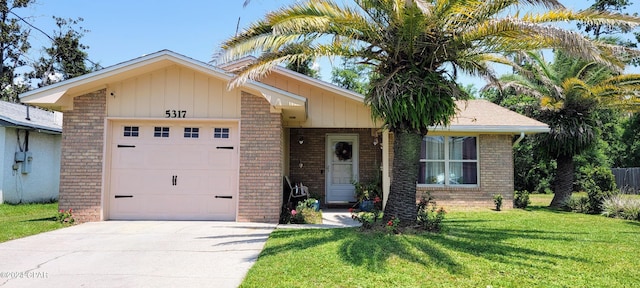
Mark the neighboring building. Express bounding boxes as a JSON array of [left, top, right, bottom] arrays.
[[0, 101, 62, 204], [19, 50, 548, 223]]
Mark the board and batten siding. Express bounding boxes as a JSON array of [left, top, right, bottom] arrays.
[[106, 65, 241, 118], [261, 73, 376, 128]]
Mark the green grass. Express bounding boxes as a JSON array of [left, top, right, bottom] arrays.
[[241, 202, 640, 287], [0, 202, 66, 243], [529, 193, 553, 206]]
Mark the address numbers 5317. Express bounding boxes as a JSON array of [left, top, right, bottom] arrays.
[[165, 110, 186, 118]]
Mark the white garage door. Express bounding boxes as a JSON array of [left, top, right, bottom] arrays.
[[108, 121, 238, 220]]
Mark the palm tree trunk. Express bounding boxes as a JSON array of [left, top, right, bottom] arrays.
[[383, 130, 422, 224], [550, 154, 574, 208]]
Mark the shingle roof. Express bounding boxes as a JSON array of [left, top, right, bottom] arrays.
[[0, 101, 62, 134], [430, 99, 549, 134]]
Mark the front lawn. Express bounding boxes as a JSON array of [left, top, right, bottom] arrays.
[[0, 203, 66, 243], [241, 204, 640, 287]]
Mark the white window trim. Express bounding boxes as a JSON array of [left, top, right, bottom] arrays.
[[418, 135, 480, 188]]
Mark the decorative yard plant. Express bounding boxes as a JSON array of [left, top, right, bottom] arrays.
[[290, 198, 322, 224], [493, 194, 503, 211]]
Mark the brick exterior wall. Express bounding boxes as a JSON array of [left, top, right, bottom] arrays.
[[415, 134, 514, 208], [238, 92, 283, 223], [59, 90, 106, 223], [289, 128, 382, 206]]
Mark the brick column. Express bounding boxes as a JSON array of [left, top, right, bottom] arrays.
[[238, 92, 283, 223], [59, 90, 106, 222]]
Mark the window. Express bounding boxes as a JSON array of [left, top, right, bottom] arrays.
[[419, 136, 478, 185], [154, 127, 170, 138], [123, 126, 139, 137], [214, 128, 230, 139], [184, 127, 199, 138]]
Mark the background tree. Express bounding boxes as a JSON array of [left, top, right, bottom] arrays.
[[283, 41, 320, 78], [1, 1, 95, 102], [331, 58, 370, 94], [0, 0, 33, 102], [487, 50, 640, 207], [285, 58, 319, 78], [578, 0, 634, 39], [29, 17, 97, 87], [621, 113, 640, 166], [219, 0, 640, 223], [578, 0, 640, 66]]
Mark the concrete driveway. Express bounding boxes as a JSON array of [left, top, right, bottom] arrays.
[[0, 221, 276, 288]]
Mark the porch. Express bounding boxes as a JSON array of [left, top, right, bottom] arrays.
[[285, 128, 385, 208]]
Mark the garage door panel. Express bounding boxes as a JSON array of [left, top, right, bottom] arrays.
[[109, 121, 238, 221], [113, 145, 237, 170], [111, 146, 146, 169], [111, 169, 236, 196], [209, 149, 235, 166], [111, 169, 176, 196], [111, 195, 235, 220]]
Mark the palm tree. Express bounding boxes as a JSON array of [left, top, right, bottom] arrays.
[[488, 50, 640, 207], [218, 0, 640, 224]]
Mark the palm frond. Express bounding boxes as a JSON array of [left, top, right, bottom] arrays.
[[600, 74, 640, 86]]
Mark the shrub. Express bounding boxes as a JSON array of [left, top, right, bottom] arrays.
[[575, 166, 617, 214], [564, 195, 590, 213], [56, 209, 75, 224], [385, 216, 400, 234], [350, 209, 382, 229], [351, 193, 446, 233], [587, 190, 617, 214], [416, 194, 446, 232], [289, 198, 322, 224], [513, 190, 531, 209], [622, 203, 640, 221], [576, 166, 617, 194], [297, 208, 323, 224], [602, 195, 640, 221], [493, 194, 503, 211]]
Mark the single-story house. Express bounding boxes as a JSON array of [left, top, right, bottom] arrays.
[[0, 100, 62, 204], [19, 50, 549, 223]]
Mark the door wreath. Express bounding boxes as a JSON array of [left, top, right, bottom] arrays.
[[335, 141, 352, 161]]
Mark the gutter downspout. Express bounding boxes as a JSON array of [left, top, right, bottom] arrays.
[[513, 132, 525, 147]]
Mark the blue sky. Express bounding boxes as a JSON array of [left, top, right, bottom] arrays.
[[19, 0, 640, 88]]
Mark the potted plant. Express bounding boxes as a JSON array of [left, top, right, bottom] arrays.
[[353, 179, 382, 212]]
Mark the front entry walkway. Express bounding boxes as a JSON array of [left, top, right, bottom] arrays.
[[0, 221, 276, 288]]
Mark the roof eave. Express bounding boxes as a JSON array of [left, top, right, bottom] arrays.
[[429, 125, 550, 134], [0, 119, 62, 134]]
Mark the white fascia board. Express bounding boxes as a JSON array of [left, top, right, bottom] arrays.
[[429, 125, 550, 134]]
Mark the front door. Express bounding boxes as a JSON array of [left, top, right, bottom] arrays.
[[326, 134, 359, 203]]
